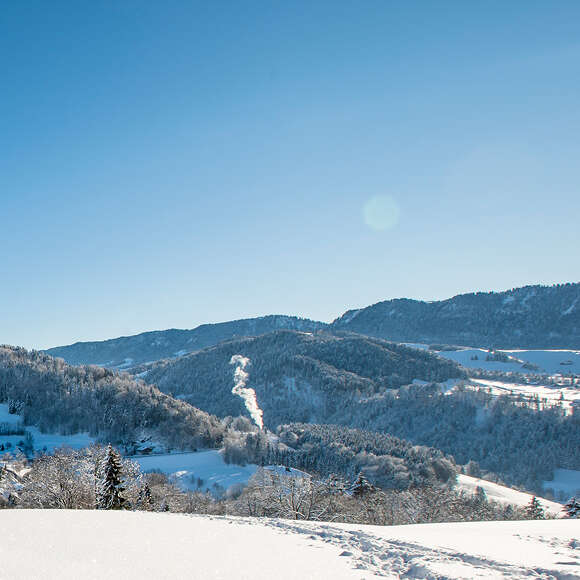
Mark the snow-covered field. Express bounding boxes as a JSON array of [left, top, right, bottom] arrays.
[[0, 404, 94, 453], [543, 468, 580, 501], [504, 349, 580, 374], [133, 450, 310, 495], [456, 475, 563, 517], [0, 510, 577, 579], [432, 346, 580, 375], [133, 450, 258, 494], [467, 378, 580, 412]]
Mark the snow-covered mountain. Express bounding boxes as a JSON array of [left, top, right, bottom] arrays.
[[0, 510, 577, 579], [45, 315, 327, 369], [46, 283, 580, 371], [138, 330, 464, 428], [333, 283, 580, 349]]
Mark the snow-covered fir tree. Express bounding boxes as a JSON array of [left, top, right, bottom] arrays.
[[137, 481, 153, 511], [563, 496, 579, 518], [525, 496, 545, 520], [97, 445, 128, 510], [350, 471, 375, 498]]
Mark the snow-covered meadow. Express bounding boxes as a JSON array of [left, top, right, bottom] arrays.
[[133, 450, 258, 494], [543, 468, 580, 502], [0, 510, 577, 579], [432, 346, 580, 375], [467, 378, 580, 412], [0, 404, 94, 453]]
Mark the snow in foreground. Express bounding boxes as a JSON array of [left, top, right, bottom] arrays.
[[0, 511, 578, 579]]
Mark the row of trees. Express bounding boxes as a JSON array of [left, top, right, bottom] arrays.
[[2, 446, 574, 525]]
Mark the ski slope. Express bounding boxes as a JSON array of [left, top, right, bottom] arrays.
[[0, 510, 577, 579]]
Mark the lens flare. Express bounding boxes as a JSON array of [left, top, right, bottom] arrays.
[[363, 195, 401, 231]]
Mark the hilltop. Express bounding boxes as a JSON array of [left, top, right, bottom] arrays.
[[139, 330, 464, 428], [333, 283, 580, 349], [45, 315, 326, 369]]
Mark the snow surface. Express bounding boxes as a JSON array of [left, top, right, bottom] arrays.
[[0, 511, 578, 579], [133, 450, 310, 496], [543, 468, 580, 500], [133, 450, 258, 494], [0, 405, 24, 426], [435, 348, 535, 373], [0, 404, 94, 453], [503, 349, 580, 374], [434, 347, 580, 375], [456, 475, 563, 517], [468, 378, 580, 412]]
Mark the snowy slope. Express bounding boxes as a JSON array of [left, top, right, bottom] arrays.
[[133, 450, 258, 494], [543, 468, 580, 501], [0, 404, 94, 453], [133, 450, 309, 495], [468, 378, 580, 412], [434, 346, 580, 375], [0, 511, 578, 579], [456, 475, 563, 517], [503, 349, 580, 374]]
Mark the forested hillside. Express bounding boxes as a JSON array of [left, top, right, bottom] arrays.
[[45, 315, 326, 369], [138, 328, 580, 492], [0, 346, 227, 450], [333, 283, 580, 348], [272, 423, 457, 489], [140, 330, 464, 427], [348, 384, 580, 492]]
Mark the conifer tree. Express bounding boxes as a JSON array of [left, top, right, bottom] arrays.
[[137, 481, 153, 511], [563, 496, 580, 518], [97, 444, 128, 510], [350, 471, 375, 498], [525, 496, 545, 520]]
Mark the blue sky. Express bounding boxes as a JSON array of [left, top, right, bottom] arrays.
[[1, 1, 579, 349]]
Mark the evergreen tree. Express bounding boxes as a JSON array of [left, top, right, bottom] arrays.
[[474, 486, 487, 504], [525, 496, 545, 520], [137, 481, 153, 511], [563, 496, 580, 518], [350, 471, 375, 498], [97, 445, 128, 510]]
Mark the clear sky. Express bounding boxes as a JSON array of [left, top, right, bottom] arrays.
[[1, 1, 579, 349]]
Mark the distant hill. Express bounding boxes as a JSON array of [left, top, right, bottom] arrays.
[[140, 330, 464, 428], [332, 283, 580, 349], [45, 315, 327, 369]]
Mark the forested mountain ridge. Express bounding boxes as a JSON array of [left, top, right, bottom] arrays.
[[0, 346, 228, 450], [332, 283, 580, 348], [47, 284, 580, 371], [45, 315, 327, 369], [139, 330, 465, 428]]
